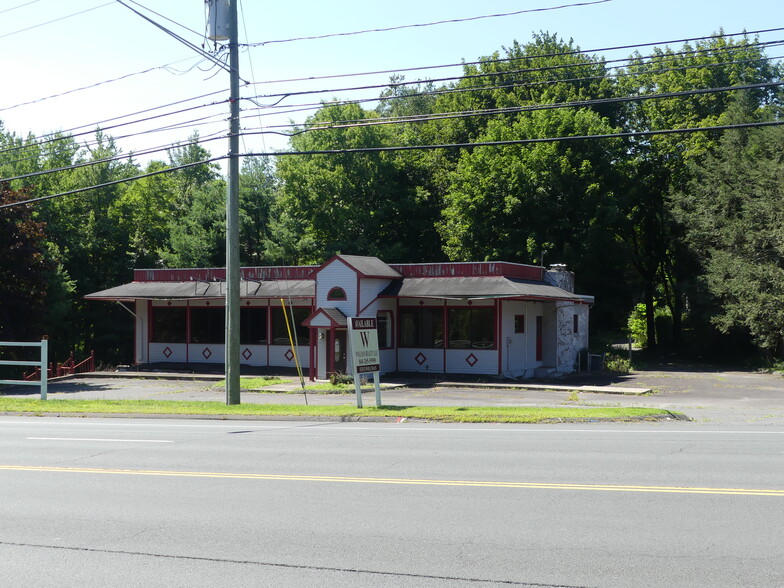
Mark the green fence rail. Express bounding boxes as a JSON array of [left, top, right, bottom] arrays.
[[0, 340, 48, 400]]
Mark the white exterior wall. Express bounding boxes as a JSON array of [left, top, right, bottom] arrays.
[[357, 278, 392, 317], [268, 345, 309, 369], [315, 260, 359, 316], [134, 300, 148, 364], [500, 300, 544, 379], [398, 348, 444, 373]]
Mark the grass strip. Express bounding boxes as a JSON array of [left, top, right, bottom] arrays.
[[213, 377, 287, 389], [0, 398, 676, 423]]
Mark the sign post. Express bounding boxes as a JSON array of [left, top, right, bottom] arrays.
[[349, 317, 382, 407]]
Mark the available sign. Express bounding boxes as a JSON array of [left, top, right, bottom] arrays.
[[349, 317, 380, 374]]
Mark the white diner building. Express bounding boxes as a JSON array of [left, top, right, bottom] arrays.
[[86, 255, 593, 380]]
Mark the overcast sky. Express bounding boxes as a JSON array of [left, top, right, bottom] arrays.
[[1, 0, 781, 166]]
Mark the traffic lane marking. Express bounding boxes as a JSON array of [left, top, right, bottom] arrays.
[[1, 465, 782, 496]]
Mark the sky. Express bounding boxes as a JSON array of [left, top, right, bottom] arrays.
[[1, 0, 782, 169]]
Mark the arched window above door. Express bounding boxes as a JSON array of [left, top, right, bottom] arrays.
[[327, 286, 347, 300]]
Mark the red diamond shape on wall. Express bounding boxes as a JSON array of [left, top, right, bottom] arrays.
[[415, 352, 427, 366], [284, 349, 294, 362], [202, 347, 213, 360], [242, 348, 253, 360], [163, 347, 172, 358], [465, 353, 478, 367]]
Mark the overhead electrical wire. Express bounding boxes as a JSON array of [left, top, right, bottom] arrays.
[[235, 81, 784, 139], [114, 0, 231, 76], [244, 0, 614, 47], [4, 118, 784, 211], [241, 37, 784, 108], [1, 130, 228, 185], [239, 52, 784, 132], [0, 97, 228, 159], [242, 120, 784, 158], [244, 27, 784, 88], [4, 76, 781, 185], [1, 18, 780, 185], [0, 1, 114, 41], [1, 26, 777, 156], [0, 56, 215, 114], [121, 0, 204, 39], [0, 0, 43, 16], [0, 156, 226, 209]]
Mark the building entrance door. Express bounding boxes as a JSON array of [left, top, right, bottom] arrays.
[[331, 329, 347, 374]]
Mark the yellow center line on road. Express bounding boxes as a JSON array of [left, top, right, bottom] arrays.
[[1, 465, 782, 496]]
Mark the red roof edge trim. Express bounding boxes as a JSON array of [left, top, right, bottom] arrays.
[[133, 266, 318, 283], [389, 262, 543, 281]]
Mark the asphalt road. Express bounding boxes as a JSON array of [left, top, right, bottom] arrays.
[[2, 416, 783, 587]]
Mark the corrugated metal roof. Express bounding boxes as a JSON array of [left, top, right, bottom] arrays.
[[84, 280, 315, 300], [380, 276, 589, 301]]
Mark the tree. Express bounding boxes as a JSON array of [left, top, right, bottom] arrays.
[[110, 160, 177, 267], [617, 33, 781, 347], [674, 121, 784, 358], [436, 34, 629, 320], [273, 100, 443, 263], [0, 184, 49, 342], [163, 180, 227, 268]]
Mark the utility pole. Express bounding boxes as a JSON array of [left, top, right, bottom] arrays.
[[225, 0, 241, 405]]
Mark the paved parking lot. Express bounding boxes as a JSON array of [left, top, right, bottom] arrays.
[[3, 365, 784, 425]]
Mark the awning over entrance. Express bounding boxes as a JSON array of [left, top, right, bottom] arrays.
[[302, 307, 348, 328], [380, 276, 592, 302], [84, 280, 315, 301]]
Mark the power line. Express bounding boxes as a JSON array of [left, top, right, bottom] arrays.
[[245, 120, 784, 158], [114, 0, 230, 76], [241, 37, 784, 108], [0, 1, 114, 41], [0, 156, 226, 209], [0, 56, 211, 114], [0, 0, 42, 16], [234, 50, 783, 127], [238, 81, 784, 139], [244, 27, 784, 88], [4, 118, 782, 211], [0, 97, 228, 159], [245, 0, 614, 47], [122, 0, 203, 39], [0, 131, 227, 184]]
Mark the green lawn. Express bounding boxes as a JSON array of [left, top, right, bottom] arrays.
[[0, 397, 679, 423]]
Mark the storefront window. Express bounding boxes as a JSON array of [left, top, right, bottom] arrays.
[[190, 307, 225, 344], [270, 306, 310, 346], [151, 307, 186, 343], [240, 307, 268, 345], [448, 308, 494, 349], [399, 308, 443, 348]]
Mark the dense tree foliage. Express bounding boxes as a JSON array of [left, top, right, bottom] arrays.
[[674, 122, 784, 357], [0, 184, 48, 341], [0, 30, 782, 364]]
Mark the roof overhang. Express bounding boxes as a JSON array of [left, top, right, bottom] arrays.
[[85, 280, 315, 301], [379, 276, 589, 302]]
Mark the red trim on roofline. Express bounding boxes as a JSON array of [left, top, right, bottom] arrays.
[[390, 262, 543, 281], [133, 266, 317, 283]]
